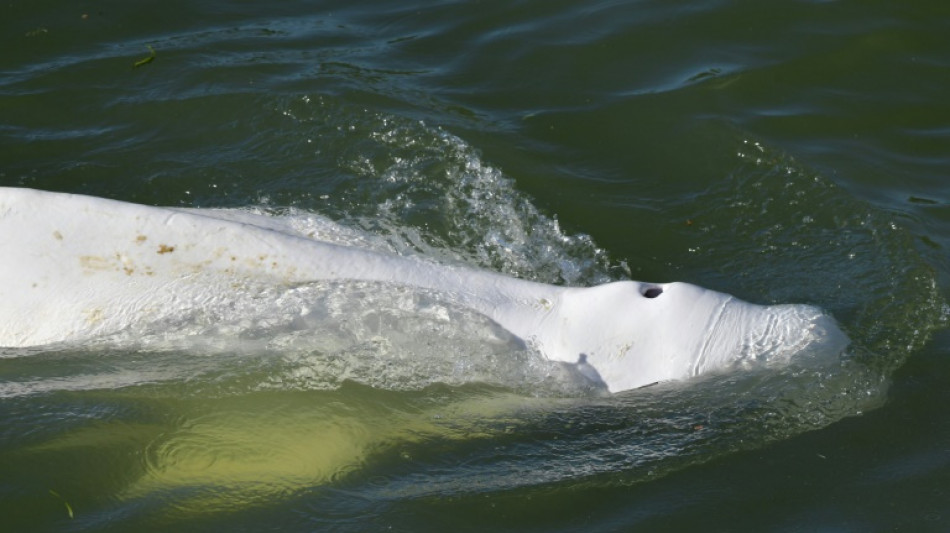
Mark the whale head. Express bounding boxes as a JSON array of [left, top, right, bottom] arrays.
[[546, 281, 849, 392]]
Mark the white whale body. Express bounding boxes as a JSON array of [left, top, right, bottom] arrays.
[[0, 187, 848, 392]]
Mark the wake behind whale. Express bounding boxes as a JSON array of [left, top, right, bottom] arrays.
[[0, 187, 848, 392]]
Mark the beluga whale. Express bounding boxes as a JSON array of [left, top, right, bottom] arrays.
[[0, 187, 848, 392]]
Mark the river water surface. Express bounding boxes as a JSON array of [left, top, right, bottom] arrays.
[[2, 1, 949, 531]]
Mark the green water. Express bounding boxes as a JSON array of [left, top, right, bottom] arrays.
[[2, 1, 949, 531]]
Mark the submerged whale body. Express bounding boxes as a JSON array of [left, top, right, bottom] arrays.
[[0, 187, 848, 392]]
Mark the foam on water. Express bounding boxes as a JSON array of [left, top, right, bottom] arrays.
[[277, 94, 620, 285]]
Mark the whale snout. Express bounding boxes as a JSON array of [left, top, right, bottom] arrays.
[[698, 297, 850, 375]]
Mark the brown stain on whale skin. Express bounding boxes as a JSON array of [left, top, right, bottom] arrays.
[[157, 244, 175, 254], [83, 307, 105, 325], [115, 253, 135, 276], [79, 255, 111, 272], [80, 253, 140, 276]]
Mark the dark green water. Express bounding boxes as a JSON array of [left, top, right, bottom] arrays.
[[2, 1, 949, 531]]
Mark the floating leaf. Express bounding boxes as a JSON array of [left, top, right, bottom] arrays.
[[48, 490, 74, 519], [133, 45, 156, 68]]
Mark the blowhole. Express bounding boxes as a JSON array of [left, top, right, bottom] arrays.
[[643, 287, 663, 298]]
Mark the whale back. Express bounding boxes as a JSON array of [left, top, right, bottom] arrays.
[[0, 188, 410, 346]]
